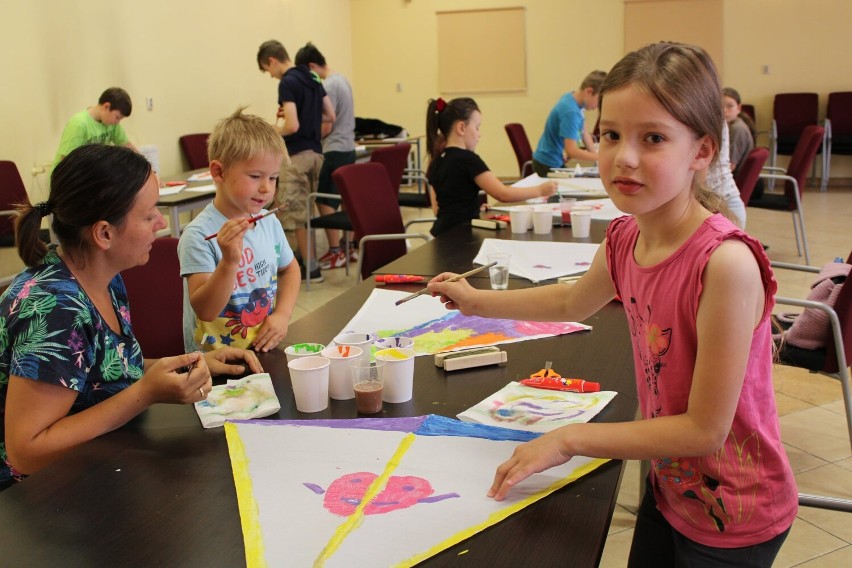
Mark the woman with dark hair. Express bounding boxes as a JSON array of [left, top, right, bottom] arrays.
[[0, 144, 262, 492]]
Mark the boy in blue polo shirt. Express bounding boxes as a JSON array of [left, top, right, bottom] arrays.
[[532, 70, 607, 176]]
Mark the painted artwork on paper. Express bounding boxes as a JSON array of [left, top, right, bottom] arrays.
[[337, 289, 590, 357], [457, 381, 617, 433], [472, 238, 600, 282], [225, 415, 608, 567]]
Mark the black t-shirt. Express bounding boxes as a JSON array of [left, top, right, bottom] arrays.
[[427, 147, 489, 236], [278, 65, 326, 155]]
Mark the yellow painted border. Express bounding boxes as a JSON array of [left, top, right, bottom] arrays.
[[225, 422, 267, 568], [395, 457, 610, 567]]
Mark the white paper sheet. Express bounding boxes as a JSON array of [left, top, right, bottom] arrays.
[[471, 238, 598, 283]]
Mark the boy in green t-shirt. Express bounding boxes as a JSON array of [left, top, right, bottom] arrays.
[[53, 87, 138, 168]]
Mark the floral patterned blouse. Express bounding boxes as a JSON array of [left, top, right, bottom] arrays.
[[0, 247, 144, 491]]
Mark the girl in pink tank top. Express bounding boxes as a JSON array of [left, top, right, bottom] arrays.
[[427, 42, 796, 566]]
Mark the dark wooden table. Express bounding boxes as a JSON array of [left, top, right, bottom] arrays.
[[376, 220, 609, 279], [0, 246, 636, 568]]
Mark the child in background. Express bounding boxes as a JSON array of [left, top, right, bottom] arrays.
[[425, 97, 557, 237], [52, 87, 138, 169], [428, 43, 795, 565], [178, 108, 301, 353], [722, 87, 756, 174]]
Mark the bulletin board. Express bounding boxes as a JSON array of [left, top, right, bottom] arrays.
[[437, 7, 526, 94]]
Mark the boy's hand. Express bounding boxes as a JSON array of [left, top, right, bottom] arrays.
[[539, 180, 558, 198], [203, 347, 264, 376], [252, 311, 289, 352], [426, 272, 478, 315], [216, 218, 251, 266]]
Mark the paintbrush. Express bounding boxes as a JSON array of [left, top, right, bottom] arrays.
[[394, 262, 498, 306], [204, 207, 281, 241]]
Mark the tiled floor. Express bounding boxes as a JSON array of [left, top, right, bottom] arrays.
[[294, 182, 852, 566]]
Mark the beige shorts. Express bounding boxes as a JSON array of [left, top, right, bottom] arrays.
[[275, 150, 324, 230]]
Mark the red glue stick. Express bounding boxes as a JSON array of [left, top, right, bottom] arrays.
[[519, 377, 601, 393], [375, 274, 425, 284]]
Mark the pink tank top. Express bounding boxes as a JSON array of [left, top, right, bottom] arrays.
[[606, 214, 797, 548]]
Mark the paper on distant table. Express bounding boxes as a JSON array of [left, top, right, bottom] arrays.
[[184, 184, 216, 193], [158, 184, 185, 196], [473, 238, 599, 283], [194, 373, 280, 428], [458, 381, 617, 433], [187, 170, 213, 182], [510, 173, 550, 188]]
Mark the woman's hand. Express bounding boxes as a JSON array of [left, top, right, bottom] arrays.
[[488, 428, 575, 501], [138, 352, 212, 404], [203, 347, 264, 375]]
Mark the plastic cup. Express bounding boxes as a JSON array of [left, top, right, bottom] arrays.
[[570, 206, 593, 238], [284, 342, 325, 364], [374, 348, 416, 403], [288, 355, 330, 413], [559, 198, 577, 224], [487, 252, 510, 290], [532, 205, 554, 234], [351, 359, 384, 414], [333, 332, 375, 365], [374, 336, 415, 351], [509, 207, 532, 233], [321, 345, 363, 400]]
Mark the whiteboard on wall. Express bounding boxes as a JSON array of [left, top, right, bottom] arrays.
[[437, 7, 526, 94]]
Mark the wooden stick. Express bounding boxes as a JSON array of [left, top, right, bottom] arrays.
[[394, 262, 498, 306]]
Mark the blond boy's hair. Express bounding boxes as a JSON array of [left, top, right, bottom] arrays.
[[208, 107, 289, 168]]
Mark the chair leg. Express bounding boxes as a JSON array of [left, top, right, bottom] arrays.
[[343, 232, 350, 277], [305, 221, 313, 291], [791, 213, 803, 258]]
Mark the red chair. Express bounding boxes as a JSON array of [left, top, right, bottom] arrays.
[[504, 123, 534, 178], [179, 133, 211, 171], [733, 147, 769, 205], [120, 237, 185, 358], [824, 92, 852, 190], [332, 163, 431, 280], [770, 93, 825, 188], [370, 143, 430, 209], [741, 104, 756, 124], [749, 125, 824, 265], [773, 250, 852, 512], [0, 160, 50, 249]]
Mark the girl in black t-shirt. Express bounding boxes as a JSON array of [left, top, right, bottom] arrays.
[[425, 97, 556, 236]]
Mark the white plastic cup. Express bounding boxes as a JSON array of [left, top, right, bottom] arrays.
[[374, 348, 416, 403], [284, 342, 325, 364], [487, 252, 511, 290], [374, 336, 415, 351], [288, 355, 330, 413], [333, 332, 375, 364], [321, 345, 363, 400], [509, 207, 532, 233], [571, 206, 593, 238], [532, 206, 554, 234]]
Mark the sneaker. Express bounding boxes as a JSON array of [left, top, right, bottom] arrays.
[[348, 248, 359, 263], [300, 264, 324, 283], [318, 249, 347, 270]]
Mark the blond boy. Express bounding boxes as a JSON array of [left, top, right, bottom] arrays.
[[178, 108, 300, 353]]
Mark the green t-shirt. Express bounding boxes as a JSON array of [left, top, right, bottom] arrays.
[[52, 109, 129, 169]]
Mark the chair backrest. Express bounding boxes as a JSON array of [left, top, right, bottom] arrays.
[[368, 143, 411, 192], [120, 237, 184, 359], [741, 104, 756, 124], [0, 160, 29, 239], [734, 147, 769, 204], [824, 251, 852, 374], [827, 92, 852, 137], [773, 93, 819, 140], [333, 163, 408, 279], [504, 123, 533, 177], [782, 125, 825, 207], [179, 133, 211, 170]]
